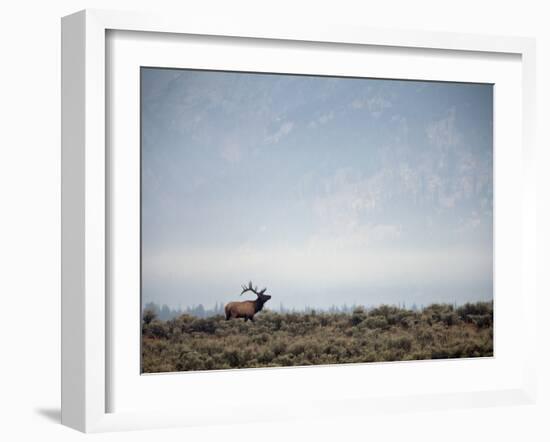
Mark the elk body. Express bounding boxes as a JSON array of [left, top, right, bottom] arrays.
[[225, 281, 271, 322]]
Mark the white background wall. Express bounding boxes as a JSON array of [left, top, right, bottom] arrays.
[[0, 0, 548, 440]]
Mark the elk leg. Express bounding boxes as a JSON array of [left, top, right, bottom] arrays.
[[249, 316, 255, 323]]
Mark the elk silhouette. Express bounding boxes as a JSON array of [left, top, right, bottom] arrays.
[[225, 281, 271, 322]]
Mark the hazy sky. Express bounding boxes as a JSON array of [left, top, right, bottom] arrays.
[[141, 68, 493, 310]]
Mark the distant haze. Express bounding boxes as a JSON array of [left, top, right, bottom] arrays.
[[141, 68, 493, 310]]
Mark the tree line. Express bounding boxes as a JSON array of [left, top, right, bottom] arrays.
[[142, 300, 465, 320]]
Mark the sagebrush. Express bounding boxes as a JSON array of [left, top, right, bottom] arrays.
[[141, 302, 493, 373]]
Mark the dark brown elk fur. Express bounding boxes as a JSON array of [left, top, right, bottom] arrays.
[[225, 281, 271, 322]]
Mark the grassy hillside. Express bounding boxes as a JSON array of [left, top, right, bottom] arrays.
[[141, 302, 493, 373]]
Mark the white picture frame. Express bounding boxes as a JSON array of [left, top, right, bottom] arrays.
[[61, 9, 537, 433]]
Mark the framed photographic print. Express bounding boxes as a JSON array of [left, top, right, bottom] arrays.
[[61, 9, 537, 433]]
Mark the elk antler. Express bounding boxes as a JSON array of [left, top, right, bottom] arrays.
[[240, 281, 267, 296]]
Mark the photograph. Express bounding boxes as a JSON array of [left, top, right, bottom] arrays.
[[140, 67, 494, 373]]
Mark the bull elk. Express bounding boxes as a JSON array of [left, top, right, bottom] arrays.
[[225, 281, 271, 322]]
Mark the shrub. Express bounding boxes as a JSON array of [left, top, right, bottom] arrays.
[[351, 307, 367, 326], [387, 335, 413, 352], [222, 349, 242, 367], [365, 315, 389, 330], [271, 340, 288, 356], [142, 308, 157, 325], [288, 342, 306, 356], [144, 320, 169, 339], [457, 302, 493, 319]]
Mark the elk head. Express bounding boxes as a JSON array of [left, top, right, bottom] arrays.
[[240, 281, 271, 310]]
